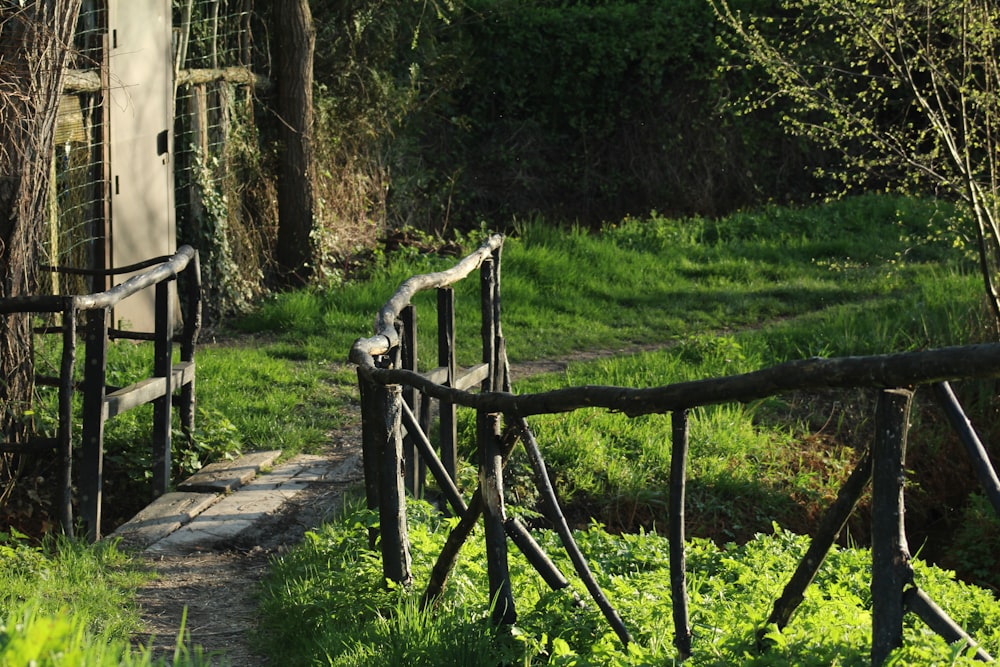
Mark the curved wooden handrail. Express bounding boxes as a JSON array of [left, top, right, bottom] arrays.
[[0, 245, 196, 314], [349, 234, 504, 370]]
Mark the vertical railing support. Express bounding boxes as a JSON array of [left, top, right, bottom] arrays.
[[152, 278, 175, 498], [871, 388, 914, 667], [400, 305, 421, 496], [178, 250, 201, 441], [491, 245, 507, 392], [80, 306, 109, 541], [479, 410, 515, 625], [57, 305, 77, 536], [437, 287, 457, 482], [378, 382, 413, 586], [479, 254, 515, 624], [669, 409, 692, 659], [358, 369, 383, 550]]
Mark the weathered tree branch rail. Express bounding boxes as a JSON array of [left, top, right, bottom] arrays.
[[0, 246, 202, 541], [364, 343, 1000, 416], [351, 235, 1000, 665], [350, 233, 504, 370], [63, 67, 272, 93]]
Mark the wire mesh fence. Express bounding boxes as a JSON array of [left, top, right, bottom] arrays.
[[172, 0, 273, 318], [47, 0, 273, 318]]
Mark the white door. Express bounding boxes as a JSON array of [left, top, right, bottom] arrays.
[[107, 0, 175, 332]]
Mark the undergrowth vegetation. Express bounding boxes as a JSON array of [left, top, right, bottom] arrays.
[[258, 499, 1000, 665], [249, 193, 999, 664]]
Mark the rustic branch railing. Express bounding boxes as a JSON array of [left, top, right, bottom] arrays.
[[350, 235, 1000, 665], [0, 246, 202, 541]]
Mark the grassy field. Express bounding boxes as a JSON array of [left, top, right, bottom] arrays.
[[6, 193, 1000, 664]]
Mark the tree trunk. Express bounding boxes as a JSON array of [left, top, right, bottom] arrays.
[[0, 1, 81, 487], [272, 0, 315, 285]]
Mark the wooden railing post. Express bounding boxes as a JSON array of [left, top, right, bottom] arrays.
[[871, 388, 914, 667], [151, 278, 175, 498], [57, 306, 77, 536], [479, 254, 515, 624], [80, 306, 109, 541], [400, 305, 421, 496], [358, 369, 383, 550], [669, 409, 692, 659], [479, 409, 515, 624], [178, 249, 202, 440], [437, 287, 457, 481], [491, 245, 507, 391], [362, 377, 413, 587]]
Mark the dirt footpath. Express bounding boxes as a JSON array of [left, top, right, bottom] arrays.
[[133, 434, 364, 665]]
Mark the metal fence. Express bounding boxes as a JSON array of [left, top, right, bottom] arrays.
[[51, 0, 270, 315]]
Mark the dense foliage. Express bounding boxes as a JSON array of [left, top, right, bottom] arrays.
[[258, 499, 1000, 665], [309, 0, 833, 237]]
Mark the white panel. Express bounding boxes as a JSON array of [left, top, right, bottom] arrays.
[[108, 0, 175, 332]]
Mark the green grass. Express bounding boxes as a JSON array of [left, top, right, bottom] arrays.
[[233, 193, 976, 366], [17, 193, 997, 664], [176, 194, 982, 476], [0, 532, 210, 666], [258, 499, 1000, 666], [491, 264, 990, 542]]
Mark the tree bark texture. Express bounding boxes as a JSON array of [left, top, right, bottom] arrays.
[[272, 0, 315, 285], [0, 1, 81, 462]]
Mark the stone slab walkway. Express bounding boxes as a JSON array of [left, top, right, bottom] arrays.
[[112, 449, 363, 555]]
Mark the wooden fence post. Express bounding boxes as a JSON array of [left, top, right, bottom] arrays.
[[57, 306, 77, 536], [479, 410, 516, 625], [380, 382, 413, 586], [152, 279, 175, 498], [401, 305, 421, 496], [178, 249, 202, 441], [437, 287, 457, 481], [479, 254, 515, 624], [80, 306, 109, 541], [871, 387, 914, 667], [670, 409, 692, 659], [358, 369, 383, 550]]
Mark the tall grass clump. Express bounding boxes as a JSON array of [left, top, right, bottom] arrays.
[[0, 532, 209, 666]]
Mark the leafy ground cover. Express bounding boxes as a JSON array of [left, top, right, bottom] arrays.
[[258, 499, 1000, 665]]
